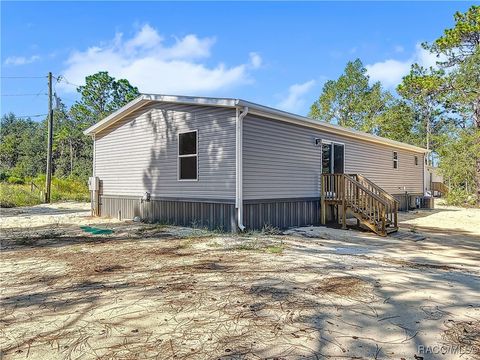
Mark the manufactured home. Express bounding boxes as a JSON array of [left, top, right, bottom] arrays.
[[84, 94, 429, 235]]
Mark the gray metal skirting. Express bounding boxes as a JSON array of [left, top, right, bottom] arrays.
[[243, 198, 320, 230], [100, 196, 236, 231], [100, 196, 320, 232]]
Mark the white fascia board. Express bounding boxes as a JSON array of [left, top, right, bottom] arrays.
[[83, 95, 150, 135], [84, 93, 428, 154], [83, 94, 238, 136], [237, 100, 429, 154], [143, 93, 238, 108]]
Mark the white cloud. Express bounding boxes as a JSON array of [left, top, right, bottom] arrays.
[[366, 43, 442, 88], [249, 52, 262, 69], [366, 59, 411, 88], [59, 24, 262, 94], [277, 80, 316, 113], [4, 55, 40, 66]]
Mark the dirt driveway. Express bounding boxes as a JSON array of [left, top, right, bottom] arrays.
[[1, 202, 479, 359]]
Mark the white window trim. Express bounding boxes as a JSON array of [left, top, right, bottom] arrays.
[[177, 129, 198, 182], [414, 155, 419, 166], [321, 139, 346, 174], [393, 151, 399, 169]]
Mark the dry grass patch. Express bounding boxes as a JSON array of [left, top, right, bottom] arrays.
[[311, 276, 373, 300], [443, 320, 480, 356]]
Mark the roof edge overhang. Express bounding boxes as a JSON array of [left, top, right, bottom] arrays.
[[237, 100, 429, 154], [83, 94, 239, 136], [84, 93, 428, 154]]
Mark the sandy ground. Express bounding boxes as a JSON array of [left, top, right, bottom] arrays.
[[399, 200, 480, 237], [0, 201, 479, 359]]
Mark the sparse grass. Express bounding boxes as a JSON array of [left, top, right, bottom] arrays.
[[135, 224, 169, 235], [231, 238, 285, 254], [261, 224, 283, 235], [71, 245, 83, 253], [234, 239, 262, 251], [0, 183, 43, 207], [15, 229, 65, 245], [177, 239, 194, 249], [207, 241, 223, 248], [266, 245, 284, 254], [0, 176, 89, 208]]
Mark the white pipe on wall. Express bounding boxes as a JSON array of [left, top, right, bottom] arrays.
[[236, 106, 248, 231], [92, 134, 96, 177]]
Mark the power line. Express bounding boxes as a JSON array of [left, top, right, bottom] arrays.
[[2, 87, 47, 97], [1, 76, 47, 79], [14, 113, 48, 119], [1, 93, 48, 96], [54, 75, 82, 88]]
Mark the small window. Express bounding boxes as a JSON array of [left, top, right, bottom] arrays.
[[414, 156, 418, 166], [178, 131, 197, 180], [393, 151, 398, 169]]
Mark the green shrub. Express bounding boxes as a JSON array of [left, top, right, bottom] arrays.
[[32, 175, 90, 202], [0, 183, 43, 207], [443, 188, 477, 207], [7, 176, 25, 185], [0, 170, 9, 181], [0, 176, 90, 208]]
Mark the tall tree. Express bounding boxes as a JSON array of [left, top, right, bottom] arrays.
[[0, 113, 46, 179], [424, 5, 480, 204], [437, 128, 480, 204], [62, 71, 140, 180], [375, 100, 420, 146], [309, 59, 391, 133], [69, 71, 140, 127], [397, 64, 446, 162]]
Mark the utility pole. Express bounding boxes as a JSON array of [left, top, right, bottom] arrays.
[[45, 72, 53, 203]]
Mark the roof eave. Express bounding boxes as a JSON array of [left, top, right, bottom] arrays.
[[84, 93, 428, 154], [83, 94, 239, 136], [237, 100, 428, 154], [83, 95, 150, 136]]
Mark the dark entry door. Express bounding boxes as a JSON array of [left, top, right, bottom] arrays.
[[322, 142, 345, 174]]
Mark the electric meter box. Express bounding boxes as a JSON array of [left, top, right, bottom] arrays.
[[88, 177, 100, 191]]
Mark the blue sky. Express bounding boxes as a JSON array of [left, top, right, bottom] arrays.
[[1, 1, 474, 119]]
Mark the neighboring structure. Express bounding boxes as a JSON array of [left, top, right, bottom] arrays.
[[424, 164, 447, 197], [84, 94, 429, 233]]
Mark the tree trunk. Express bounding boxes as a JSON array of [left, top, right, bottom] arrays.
[[69, 139, 73, 176], [475, 100, 480, 206], [476, 156, 480, 205]]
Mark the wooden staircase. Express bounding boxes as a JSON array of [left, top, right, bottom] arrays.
[[320, 174, 399, 236], [432, 181, 449, 195]]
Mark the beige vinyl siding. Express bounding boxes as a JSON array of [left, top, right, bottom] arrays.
[[95, 103, 236, 199], [243, 115, 424, 200]]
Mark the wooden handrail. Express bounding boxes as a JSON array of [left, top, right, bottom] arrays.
[[353, 174, 399, 204], [321, 173, 398, 236], [350, 174, 398, 229], [322, 174, 388, 205], [432, 182, 448, 194]]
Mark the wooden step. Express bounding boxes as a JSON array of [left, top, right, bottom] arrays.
[[321, 173, 399, 237], [386, 227, 398, 234]]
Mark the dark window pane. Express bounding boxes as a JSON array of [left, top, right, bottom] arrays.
[[415, 156, 418, 165], [322, 143, 332, 174], [394, 161, 398, 169], [333, 144, 344, 174], [179, 131, 197, 155], [393, 151, 398, 160], [180, 156, 197, 179]]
